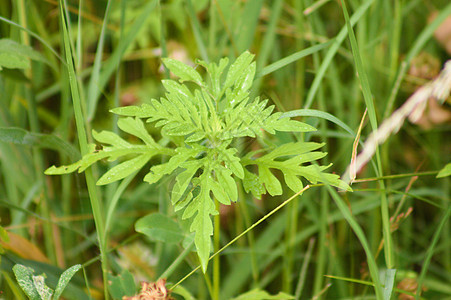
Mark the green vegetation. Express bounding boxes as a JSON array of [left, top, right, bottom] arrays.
[[0, 1, 450, 299]]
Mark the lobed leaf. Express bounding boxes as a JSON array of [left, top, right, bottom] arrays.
[[162, 57, 203, 85]]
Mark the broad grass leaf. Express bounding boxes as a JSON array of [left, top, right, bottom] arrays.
[[0, 39, 49, 70], [135, 213, 184, 244], [0, 127, 80, 160]]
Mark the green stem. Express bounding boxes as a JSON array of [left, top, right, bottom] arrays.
[[213, 198, 220, 300], [59, 3, 108, 299]]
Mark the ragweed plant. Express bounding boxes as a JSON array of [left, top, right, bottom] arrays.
[[45, 51, 349, 272]]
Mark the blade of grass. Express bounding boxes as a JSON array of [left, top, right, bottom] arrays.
[[252, 0, 283, 95], [281, 109, 355, 137], [339, 0, 393, 274], [325, 185, 383, 299], [0, 16, 64, 66], [235, 0, 264, 52], [185, 0, 209, 62], [59, 2, 108, 299], [86, 0, 113, 121], [90, 0, 158, 114], [415, 206, 451, 300], [258, 41, 333, 77], [304, 0, 374, 109], [294, 238, 315, 299]]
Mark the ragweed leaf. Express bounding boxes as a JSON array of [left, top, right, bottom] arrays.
[[243, 169, 265, 199], [45, 118, 168, 185], [223, 51, 255, 91], [162, 57, 203, 85], [243, 142, 351, 194], [181, 171, 217, 272]]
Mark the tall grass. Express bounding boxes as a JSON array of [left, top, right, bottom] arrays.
[[0, 0, 450, 299]]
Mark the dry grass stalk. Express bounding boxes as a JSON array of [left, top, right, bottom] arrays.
[[344, 60, 451, 183]]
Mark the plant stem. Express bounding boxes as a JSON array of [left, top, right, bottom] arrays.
[[213, 198, 220, 300]]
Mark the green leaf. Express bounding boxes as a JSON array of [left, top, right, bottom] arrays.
[[0, 39, 49, 70], [135, 213, 185, 244], [172, 161, 203, 205], [96, 153, 154, 185], [32, 275, 53, 300], [53, 264, 82, 300], [215, 165, 238, 203], [383, 269, 396, 300], [243, 142, 350, 194], [12, 264, 42, 300], [232, 288, 295, 300], [183, 177, 216, 273], [108, 269, 137, 299], [144, 147, 200, 184], [162, 57, 203, 84], [219, 147, 244, 179], [243, 169, 265, 199], [222, 52, 256, 97], [46, 120, 167, 184], [437, 162, 451, 178], [117, 117, 157, 147], [259, 166, 283, 196]]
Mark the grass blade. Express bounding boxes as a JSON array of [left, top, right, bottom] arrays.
[[86, 0, 113, 121], [304, 0, 374, 109], [259, 41, 333, 77], [339, 0, 393, 276], [58, 2, 108, 299], [325, 185, 383, 299]]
